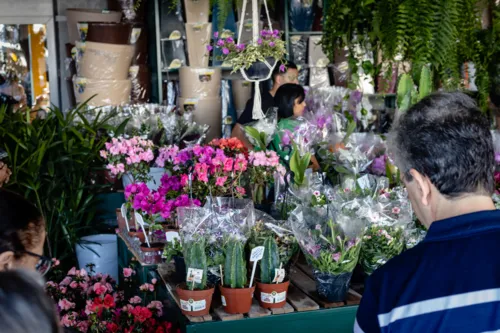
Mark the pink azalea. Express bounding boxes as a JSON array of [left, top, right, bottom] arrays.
[[129, 296, 142, 304], [100, 150, 107, 159], [58, 299, 76, 311], [76, 321, 89, 333], [68, 267, 77, 275], [123, 268, 134, 278], [223, 158, 234, 172], [70, 281, 79, 289], [147, 300, 164, 316], [215, 176, 228, 187], [93, 282, 107, 295], [61, 312, 78, 327], [60, 277, 72, 286], [151, 278, 157, 285], [236, 186, 246, 196]]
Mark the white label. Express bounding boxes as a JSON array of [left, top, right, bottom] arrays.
[[165, 231, 180, 242], [250, 246, 265, 262], [180, 299, 206, 312], [272, 268, 285, 283], [130, 28, 142, 44], [187, 268, 204, 283], [221, 295, 227, 306], [260, 291, 287, 304]]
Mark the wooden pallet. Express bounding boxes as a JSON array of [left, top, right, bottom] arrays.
[[159, 260, 362, 324]]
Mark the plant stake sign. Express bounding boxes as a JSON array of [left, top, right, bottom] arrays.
[[249, 246, 265, 287], [187, 267, 204, 290], [121, 203, 130, 232], [134, 212, 151, 247]]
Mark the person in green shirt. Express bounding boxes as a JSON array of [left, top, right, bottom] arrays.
[[270, 83, 319, 171]]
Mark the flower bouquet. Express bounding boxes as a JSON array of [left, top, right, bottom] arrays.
[[359, 187, 412, 275], [247, 150, 286, 206], [290, 205, 363, 302]]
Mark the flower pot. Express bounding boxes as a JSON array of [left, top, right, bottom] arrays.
[[256, 280, 290, 309], [173, 255, 187, 283], [313, 271, 352, 302], [129, 65, 151, 103], [231, 80, 252, 112], [184, 0, 210, 23], [76, 234, 118, 281], [243, 57, 276, 80], [79, 41, 134, 80], [176, 284, 215, 316], [107, 0, 148, 23], [219, 285, 255, 314], [179, 97, 222, 142], [73, 76, 131, 106], [86, 22, 133, 45], [66, 8, 122, 44], [121, 167, 166, 191], [179, 67, 222, 99], [185, 23, 212, 67], [140, 242, 165, 264]]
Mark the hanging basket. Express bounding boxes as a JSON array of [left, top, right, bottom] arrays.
[[243, 57, 276, 80]]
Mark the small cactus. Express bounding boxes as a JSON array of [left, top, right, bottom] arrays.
[[260, 237, 280, 284], [184, 239, 207, 291], [223, 240, 247, 288]]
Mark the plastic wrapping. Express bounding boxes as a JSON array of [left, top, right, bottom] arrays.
[[184, 0, 210, 23], [309, 67, 330, 88], [333, 47, 350, 87], [186, 23, 212, 67], [66, 8, 122, 44], [160, 0, 186, 40], [79, 41, 134, 80], [161, 39, 187, 70], [129, 65, 151, 104], [178, 97, 222, 142], [288, 0, 315, 32], [308, 36, 329, 67], [248, 210, 299, 268], [179, 67, 222, 99], [73, 76, 131, 106], [298, 67, 309, 86], [290, 36, 307, 65], [243, 107, 278, 149], [314, 271, 352, 302], [107, 0, 147, 23]]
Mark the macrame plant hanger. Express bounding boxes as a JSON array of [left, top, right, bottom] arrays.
[[237, 0, 277, 120]]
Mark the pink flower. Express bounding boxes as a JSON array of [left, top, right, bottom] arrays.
[[123, 268, 134, 278], [147, 300, 164, 316], [93, 282, 107, 295], [79, 282, 89, 291], [332, 253, 341, 262], [130, 296, 142, 304], [214, 32, 219, 38], [222, 47, 229, 55], [61, 312, 77, 327], [223, 158, 234, 172], [60, 277, 72, 286], [70, 281, 79, 289], [58, 298, 76, 311], [151, 278, 157, 285], [236, 186, 246, 196], [392, 207, 401, 215], [215, 176, 228, 187], [68, 267, 77, 275], [52, 258, 60, 267], [279, 64, 286, 72], [206, 44, 213, 52], [100, 150, 108, 159], [269, 41, 275, 47], [76, 321, 89, 333], [139, 283, 155, 292]]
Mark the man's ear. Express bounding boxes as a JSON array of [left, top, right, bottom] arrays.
[[409, 169, 431, 206], [0, 251, 14, 271]]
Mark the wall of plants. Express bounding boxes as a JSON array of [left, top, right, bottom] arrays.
[[321, 0, 500, 109]]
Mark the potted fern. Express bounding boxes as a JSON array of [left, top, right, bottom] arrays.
[[219, 239, 254, 314], [256, 237, 289, 309], [176, 238, 215, 317]]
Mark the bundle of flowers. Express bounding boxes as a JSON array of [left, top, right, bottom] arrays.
[[207, 29, 287, 73], [247, 150, 286, 204], [46, 266, 175, 333], [208, 137, 248, 157], [100, 136, 155, 183]]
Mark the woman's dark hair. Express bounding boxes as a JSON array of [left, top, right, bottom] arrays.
[[0, 270, 60, 333], [274, 83, 305, 120], [0, 189, 44, 258]]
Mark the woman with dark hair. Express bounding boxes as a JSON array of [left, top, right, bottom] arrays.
[[0, 189, 51, 275], [270, 83, 319, 170], [0, 270, 61, 333]]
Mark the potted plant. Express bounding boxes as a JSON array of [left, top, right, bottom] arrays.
[[256, 237, 289, 309], [176, 238, 215, 317], [247, 150, 286, 208], [208, 29, 287, 80], [219, 239, 254, 314], [163, 238, 185, 283]]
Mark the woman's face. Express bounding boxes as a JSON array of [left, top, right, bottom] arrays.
[[293, 97, 306, 117]]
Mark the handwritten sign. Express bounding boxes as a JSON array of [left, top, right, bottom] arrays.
[[250, 246, 265, 262]]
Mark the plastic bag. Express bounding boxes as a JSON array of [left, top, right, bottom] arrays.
[[243, 107, 278, 149]]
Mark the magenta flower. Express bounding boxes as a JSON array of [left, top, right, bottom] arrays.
[[236, 44, 246, 52], [269, 41, 275, 47], [279, 64, 286, 72], [206, 45, 213, 52], [217, 39, 225, 47], [226, 37, 234, 43], [257, 38, 262, 45], [222, 48, 230, 55], [495, 152, 500, 164], [215, 176, 228, 187], [213, 32, 219, 38], [332, 253, 341, 262]]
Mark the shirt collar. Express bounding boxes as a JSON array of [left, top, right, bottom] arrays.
[[424, 210, 500, 242]]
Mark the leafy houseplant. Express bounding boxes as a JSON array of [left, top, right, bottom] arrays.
[[208, 29, 287, 77], [219, 240, 254, 314], [256, 237, 290, 309], [176, 239, 215, 317], [360, 225, 404, 276], [0, 104, 126, 264]]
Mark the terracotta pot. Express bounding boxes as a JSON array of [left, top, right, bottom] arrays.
[[179, 67, 221, 99], [73, 76, 131, 106], [219, 285, 255, 314], [80, 41, 134, 80], [178, 97, 222, 142], [129, 65, 151, 103], [176, 284, 215, 316], [184, 0, 210, 23], [140, 242, 165, 264], [87, 22, 133, 45], [116, 208, 126, 231], [66, 8, 122, 44], [132, 24, 148, 65], [256, 280, 290, 309], [108, 0, 148, 23]]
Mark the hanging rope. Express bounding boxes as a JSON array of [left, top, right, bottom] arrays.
[[237, 0, 277, 120]]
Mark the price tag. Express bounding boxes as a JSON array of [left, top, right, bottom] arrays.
[[273, 268, 286, 283], [221, 295, 227, 306], [250, 246, 265, 262], [121, 204, 129, 232], [165, 231, 180, 242], [187, 268, 204, 284], [260, 291, 287, 304], [180, 299, 206, 312]]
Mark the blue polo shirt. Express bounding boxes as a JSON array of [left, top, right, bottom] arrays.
[[355, 210, 500, 333]]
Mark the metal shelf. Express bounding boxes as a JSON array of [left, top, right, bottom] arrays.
[[289, 31, 323, 36]]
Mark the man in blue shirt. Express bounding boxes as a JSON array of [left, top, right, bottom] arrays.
[[355, 92, 500, 332]]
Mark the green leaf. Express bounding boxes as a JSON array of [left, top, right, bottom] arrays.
[[418, 65, 432, 101], [397, 74, 414, 111]]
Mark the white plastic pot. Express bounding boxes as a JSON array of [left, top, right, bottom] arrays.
[[121, 167, 166, 191], [76, 234, 118, 282]]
